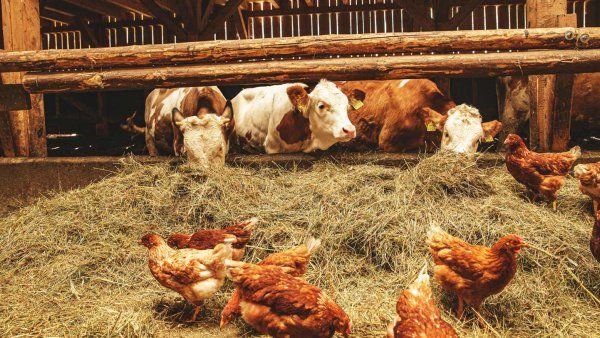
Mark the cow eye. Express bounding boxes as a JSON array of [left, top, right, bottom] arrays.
[[317, 102, 325, 110]]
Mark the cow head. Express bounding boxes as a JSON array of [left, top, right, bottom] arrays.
[[172, 108, 230, 168], [421, 104, 502, 154], [285, 79, 365, 148]]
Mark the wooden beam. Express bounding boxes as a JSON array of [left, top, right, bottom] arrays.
[[105, 0, 151, 15], [61, 0, 129, 19], [233, 5, 248, 39], [43, 1, 104, 22], [1, 28, 594, 72], [1, 0, 47, 157], [0, 85, 32, 111], [40, 7, 75, 24], [76, 18, 99, 47], [527, 0, 569, 151], [198, 0, 216, 34], [551, 13, 578, 151], [22, 49, 600, 94], [440, 0, 484, 30], [198, 0, 245, 40], [139, 0, 188, 41]]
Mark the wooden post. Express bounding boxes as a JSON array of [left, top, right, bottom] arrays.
[[526, 0, 574, 151], [1, 0, 46, 157]]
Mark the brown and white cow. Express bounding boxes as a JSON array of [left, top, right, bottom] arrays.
[[142, 86, 230, 167], [230, 79, 365, 154], [497, 73, 600, 143], [337, 79, 502, 153]]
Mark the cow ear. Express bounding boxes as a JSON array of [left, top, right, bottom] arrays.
[[482, 120, 503, 142], [347, 89, 366, 110], [420, 107, 447, 132], [172, 108, 185, 128], [286, 85, 310, 114]]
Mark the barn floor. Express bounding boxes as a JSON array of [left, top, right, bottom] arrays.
[[1, 153, 599, 337]]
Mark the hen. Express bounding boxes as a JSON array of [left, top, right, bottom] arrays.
[[592, 211, 600, 263], [140, 233, 233, 321], [427, 225, 527, 323], [220, 237, 321, 327], [225, 260, 351, 338], [167, 217, 257, 260], [387, 264, 458, 338], [574, 162, 600, 213], [504, 133, 581, 210]]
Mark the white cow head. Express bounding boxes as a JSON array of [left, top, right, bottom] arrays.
[[172, 108, 230, 168], [421, 104, 502, 154], [285, 79, 365, 148]]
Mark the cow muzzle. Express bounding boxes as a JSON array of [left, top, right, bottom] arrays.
[[340, 124, 356, 140]]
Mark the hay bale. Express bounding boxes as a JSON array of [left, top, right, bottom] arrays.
[[0, 153, 598, 337]]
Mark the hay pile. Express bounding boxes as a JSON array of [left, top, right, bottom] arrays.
[[1, 152, 599, 337]]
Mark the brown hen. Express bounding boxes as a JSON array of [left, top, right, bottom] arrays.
[[167, 217, 257, 260], [574, 162, 600, 213], [504, 134, 581, 210], [140, 233, 233, 321], [225, 260, 351, 338], [427, 225, 527, 323], [387, 264, 458, 338], [220, 237, 321, 327]]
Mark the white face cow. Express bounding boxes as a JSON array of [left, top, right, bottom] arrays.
[[286, 80, 364, 149], [422, 103, 502, 154], [172, 108, 230, 168]]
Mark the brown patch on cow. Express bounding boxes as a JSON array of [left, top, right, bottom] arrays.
[[277, 109, 311, 144], [286, 85, 310, 112], [337, 79, 456, 152], [181, 87, 227, 118]]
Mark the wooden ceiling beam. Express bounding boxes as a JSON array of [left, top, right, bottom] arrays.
[[139, 0, 188, 41], [105, 0, 152, 15], [40, 7, 76, 25], [61, 0, 130, 20], [198, 0, 245, 40], [43, 1, 104, 21]]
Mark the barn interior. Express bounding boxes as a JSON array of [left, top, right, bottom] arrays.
[[0, 0, 597, 157]]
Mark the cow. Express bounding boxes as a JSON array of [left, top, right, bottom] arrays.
[[126, 86, 230, 168], [497, 73, 600, 145], [336, 79, 503, 154], [229, 79, 365, 154]]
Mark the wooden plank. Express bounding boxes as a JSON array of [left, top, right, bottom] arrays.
[[1, 0, 46, 157], [0, 27, 594, 72], [21, 49, 600, 93], [0, 110, 15, 157], [61, 0, 129, 19]]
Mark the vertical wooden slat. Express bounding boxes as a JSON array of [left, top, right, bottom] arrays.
[[1, 0, 46, 157]]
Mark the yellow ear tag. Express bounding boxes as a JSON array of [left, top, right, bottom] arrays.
[[484, 135, 494, 143], [426, 122, 436, 132], [351, 100, 364, 110], [297, 104, 305, 112]]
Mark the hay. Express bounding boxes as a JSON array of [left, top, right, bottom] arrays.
[[1, 152, 599, 337]]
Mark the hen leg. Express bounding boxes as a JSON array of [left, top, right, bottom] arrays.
[[189, 304, 203, 322], [552, 200, 558, 211], [456, 296, 465, 319]]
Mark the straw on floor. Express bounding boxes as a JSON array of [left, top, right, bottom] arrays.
[[1, 152, 598, 337]]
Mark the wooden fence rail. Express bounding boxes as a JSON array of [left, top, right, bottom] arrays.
[[1, 27, 597, 72], [22, 49, 600, 93]]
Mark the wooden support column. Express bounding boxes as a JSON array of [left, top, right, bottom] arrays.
[[1, 0, 46, 157], [433, 0, 452, 98], [527, 0, 574, 151]]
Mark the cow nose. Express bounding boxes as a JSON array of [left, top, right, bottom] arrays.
[[342, 125, 356, 138]]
